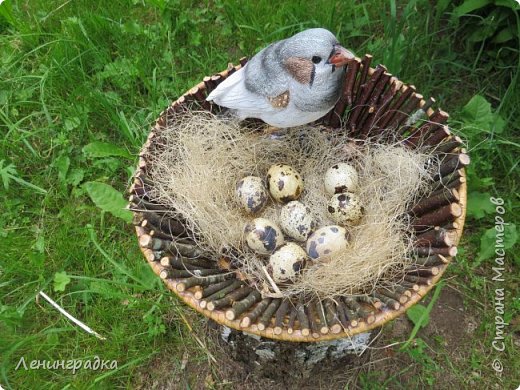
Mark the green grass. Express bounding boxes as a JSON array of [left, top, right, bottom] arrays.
[[0, 0, 519, 388]]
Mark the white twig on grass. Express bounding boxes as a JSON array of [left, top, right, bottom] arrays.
[[38, 291, 106, 340]]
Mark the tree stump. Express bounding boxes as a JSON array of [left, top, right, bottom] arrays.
[[211, 320, 373, 381]]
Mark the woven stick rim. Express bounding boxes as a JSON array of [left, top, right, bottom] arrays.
[[132, 58, 467, 342]]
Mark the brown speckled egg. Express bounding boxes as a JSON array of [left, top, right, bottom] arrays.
[[236, 176, 268, 214], [268, 243, 307, 283], [305, 225, 348, 262], [279, 201, 316, 242], [244, 218, 285, 255], [324, 163, 359, 195], [266, 164, 303, 203], [327, 192, 364, 226]]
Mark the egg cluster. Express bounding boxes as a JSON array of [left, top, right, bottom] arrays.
[[236, 162, 363, 285]]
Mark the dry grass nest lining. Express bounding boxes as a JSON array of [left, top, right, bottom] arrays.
[[147, 111, 438, 299]]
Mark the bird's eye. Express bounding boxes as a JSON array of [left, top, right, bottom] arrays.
[[311, 56, 322, 64]]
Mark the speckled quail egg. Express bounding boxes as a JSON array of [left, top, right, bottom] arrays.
[[279, 201, 316, 242], [244, 218, 285, 255], [268, 243, 307, 283], [327, 192, 364, 226], [324, 163, 359, 195], [235, 176, 269, 214], [306, 225, 348, 262], [266, 164, 304, 203]]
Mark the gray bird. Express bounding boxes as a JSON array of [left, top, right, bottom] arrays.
[[206, 28, 355, 128]]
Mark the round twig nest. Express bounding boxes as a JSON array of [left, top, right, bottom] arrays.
[[129, 55, 468, 342]]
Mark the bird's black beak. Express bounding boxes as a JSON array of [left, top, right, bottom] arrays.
[[327, 45, 355, 66]]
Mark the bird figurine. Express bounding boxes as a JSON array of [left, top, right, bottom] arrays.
[[206, 28, 355, 128]]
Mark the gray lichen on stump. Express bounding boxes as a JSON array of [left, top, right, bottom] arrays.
[[214, 321, 372, 380]]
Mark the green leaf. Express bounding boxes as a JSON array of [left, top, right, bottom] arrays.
[[82, 142, 132, 159], [83, 181, 132, 222], [494, 0, 520, 10], [67, 168, 85, 187], [478, 223, 518, 262], [406, 304, 430, 329], [460, 95, 493, 128], [64, 117, 81, 131], [467, 192, 496, 219], [53, 271, 71, 292], [452, 0, 492, 17], [491, 26, 515, 43], [491, 114, 506, 134], [53, 155, 70, 185]]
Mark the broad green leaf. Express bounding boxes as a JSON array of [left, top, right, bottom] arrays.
[[460, 95, 493, 128], [406, 304, 430, 329], [82, 142, 132, 159], [67, 168, 85, 187], [436, 0, 452, 15], [494, 0, 520, 10], [468, 23, 497, 42], [452, 0, 492, 17], [491, 114, 506, 134], [83, 181, 132, 222], [492, 26, 515, 44], [478, 223, 518, 262], [53, 271, 71, 292], [53, 155, 70, 184], [64, 117, 81, 131], [467, 192, 496, 219]]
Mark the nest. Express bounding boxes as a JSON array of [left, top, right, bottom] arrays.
[[129, 56, 469, 341], [145, 112, 436, 299]]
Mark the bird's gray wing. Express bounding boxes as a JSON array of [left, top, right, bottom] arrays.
[[206, 67, 277, 116], [243, 42, 290, 98]]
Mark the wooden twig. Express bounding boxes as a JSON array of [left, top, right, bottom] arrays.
[[377, 288, 408, 305], [349, 64, 386, 132], [160, 268, 222, 280], [239, 297, 271, 327], [329, 60, 361, 128], [159, 255, 214, 270], [377, 85, 416, 129], [412, 203, 462, 231], [415, 246, 458, 257], [373, 292, 400, 310], [405, 266, 440, 277], [199, 280, 243, 308], [412, 254, 449, 267], [257, 299, 281, 330], [194, 279, 235, 300], [296, 301, 310, 336], [176, 273, 233, 292], [306, 301, 322, 338], [404, 274, 432, 285], [206, 286, 252, 311], [286, 305, 298, 334], [429, 136, 464, 154], [274, 299, 290, 335], [226, 290, 263, 321], [400, 281, 420, 292], [415, 227, 458, 247], [411, 187, 460, 217], [323, 299, 342, 334], [344, 297, 375, 324], [433, 154, 471, 180]]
